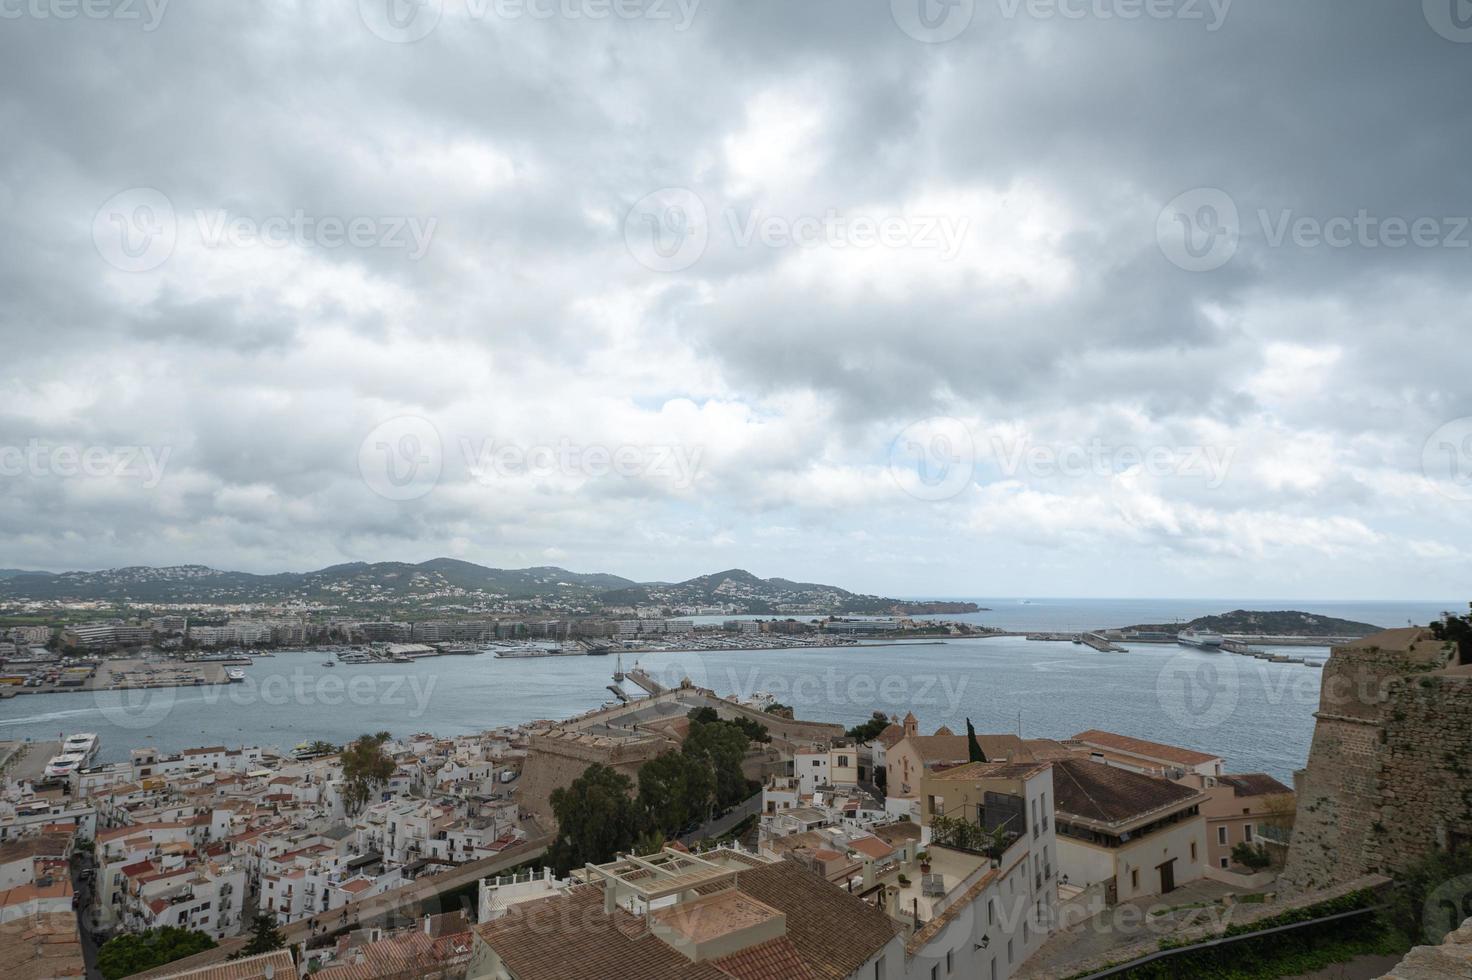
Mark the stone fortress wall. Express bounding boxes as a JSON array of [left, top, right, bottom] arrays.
[[1281, 628, 1472, 893]]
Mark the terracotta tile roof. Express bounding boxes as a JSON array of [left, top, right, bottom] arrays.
[[0, 833, 73, 864], [712, 936, 818, 980], [1216, 773, 1292, 798], [869, 822, 922, 845], [1070, 730, 1220, 767], [848, 837, 894, 861], [1052, 759, 1202, 827], [1022, 738, 1078, 760], [0, 910, 85, 980], [314, 930, 474, 980], [735, 861, 899, 980], [475, 884, 728, 980], [152, 949, 295, 980], [876, 724, 906, 748], [906, 733, 1031, 764], [931, 760, 1053, 781]]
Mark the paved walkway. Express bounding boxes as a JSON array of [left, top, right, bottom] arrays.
[[1286, 953, 1402, 979], [679, 793, 761, 846], [1029, 878, 1252, 973]]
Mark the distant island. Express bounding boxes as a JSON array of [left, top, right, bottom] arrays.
[[0, 560, 971, 618], [1125, 609, 1381, 637]]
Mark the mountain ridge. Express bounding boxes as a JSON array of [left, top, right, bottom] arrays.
[[0, 559, 973, 615]]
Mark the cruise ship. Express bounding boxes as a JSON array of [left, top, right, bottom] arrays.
[[1177, 629, 1225, 650]]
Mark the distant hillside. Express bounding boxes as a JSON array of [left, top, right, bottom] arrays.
[[1127, 609, 1381, 637], [0, 569, 50, 580], [0, 560, 970, 616]]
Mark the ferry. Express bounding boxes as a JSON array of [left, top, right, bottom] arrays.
[[226, 668, 247, 683], [740, 691, 778, 711], [1177, 629, 1225, 650], [44, 752, 88, 780], [62, 732, 101, 766], [321, 659, 337, 667]]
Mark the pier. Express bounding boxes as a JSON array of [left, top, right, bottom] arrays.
[[626, 668, 666, 696]]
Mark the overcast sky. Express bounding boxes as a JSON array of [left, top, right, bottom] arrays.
[[1, 1, 1469, 599]]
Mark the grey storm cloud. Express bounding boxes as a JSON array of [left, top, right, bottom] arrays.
[[0, 0, 1468, 598]]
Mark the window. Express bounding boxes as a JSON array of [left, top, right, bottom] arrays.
[[1218, 826, 1227, 845], [1220, 857, 1229, 868], [946, 950, 953, 974], [875, 959, 885, 980], [990, 959, 997, 980], [1244, 824, 1254, 842], [1191, 842, 1197, 861], [931, 967, 938, 980], [1131, 869, 1139, 889], [988, 898, 994, 924], [1008, 939, 1014, 964]]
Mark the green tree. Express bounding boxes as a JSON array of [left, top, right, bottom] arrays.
[[97, 927, 217, 979], [683, 716, 751, 811], [236, 913, 286, 957], [639, 751, 715, 836], [1430, 602, 1472, 666], [686, 706, 719, 725], [847, 712, 891, 742], [341, 732, 395, 814], [966, 718, 987, 763], [1383, 846, 1472, 944], [1232, 842, 1273, 871], [548, 764, 646, 874]]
